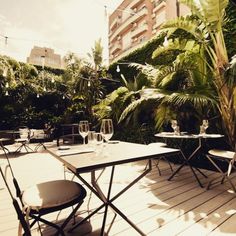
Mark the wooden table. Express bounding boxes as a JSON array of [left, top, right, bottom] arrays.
[[155, 132, 224, 187], [47, 141, 180, 235]]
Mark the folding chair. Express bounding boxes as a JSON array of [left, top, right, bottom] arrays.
[[148, 142, 173, 176], [31, 129, 51, 151], [0, 150, 87, 235], [14, 126, 34, 153], [206, 149, 236, 192]]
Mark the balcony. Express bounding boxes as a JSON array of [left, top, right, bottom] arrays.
[[109, 17, 121, 32], [131, 24, 148, 38], [109, 7, 148, 42], [130, 0, 144, 9], [110, 40, 122, 54], [153, 10, 166, 29], [153, 21, 164, 30], [153, 0, 166, 13]]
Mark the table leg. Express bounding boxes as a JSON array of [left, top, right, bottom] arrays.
[[168, 138, 206, 187], [69, 160, 152, 235], [100, 166, 115, 235]]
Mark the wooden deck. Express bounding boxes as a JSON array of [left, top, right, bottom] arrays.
[[0, 142, 236, 236]]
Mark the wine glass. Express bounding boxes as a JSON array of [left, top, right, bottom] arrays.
[[200, 119, 209, 134], [100, 119, 114, 143], [171, 120, 177, 132], [94, 132, 103, 145], [202, 120, 209, 129], [171, 120, 180, 135], [87, 131, 96, 147], [79, 120, 89, 145], [94, 132, 103, 154]]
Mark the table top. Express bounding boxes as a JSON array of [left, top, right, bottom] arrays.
[[61, 124, 79, 127], [155, 132, 224, 139], [47, 141, 180, 173], [0, 138, 11, 142], [4, 130, 20, 134]]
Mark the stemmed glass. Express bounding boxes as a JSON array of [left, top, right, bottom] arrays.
[[200, 119, 209, 134], [171, 119, 180, 135], [202, 120, 209, 130], [100, 119, 114, 143], [171, 120, 177, 133], [79, 120, 89, 145]]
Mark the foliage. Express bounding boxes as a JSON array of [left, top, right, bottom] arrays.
[[105, 0, 235, 149], [93, 73, 150, 126], [0, 38, 109, 129], [87, 38, 104, 72], [163, 0, 236, 149]]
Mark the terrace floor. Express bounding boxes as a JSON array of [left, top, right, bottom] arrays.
[[0, 142, 236, 236]]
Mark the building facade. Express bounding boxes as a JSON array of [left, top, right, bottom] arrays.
[[108, 0, 189, 63], [27, 46, 62, 69]]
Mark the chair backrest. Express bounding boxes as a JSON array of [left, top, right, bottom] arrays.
[[31, 129, 46, 139], [0, 163, 31, 235], [19, 128, 30, 139], [228, 151, 236, 176]]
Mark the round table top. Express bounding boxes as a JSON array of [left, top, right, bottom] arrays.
[[155, 132, 224, 139]]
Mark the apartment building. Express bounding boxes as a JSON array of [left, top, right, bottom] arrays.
[[108, 0, 189, 63], [27, 46, 62, 69]]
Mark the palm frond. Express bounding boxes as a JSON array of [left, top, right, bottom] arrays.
[[129, 63, 158, 83], [163, 90, 217, 110], [179, 0, 203, 20], [152, 38, 199, 59], [120, 74, 128, 87], [161, 16, 206, 42], [199, 0, 228, 27], [153, 105, 174, 130], [119, 91, 164, 123]]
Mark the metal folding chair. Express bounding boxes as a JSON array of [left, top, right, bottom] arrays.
[[206, 149, 236, 192], [31, 129, 51, 151], [0, 149, 87, 235], [148, 142, 173, 176], [14, 126, 34, 153]]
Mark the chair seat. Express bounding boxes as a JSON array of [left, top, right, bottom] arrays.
[[208, 149, 235, 159], [148, 142, 167, 147], [15, 138, 28, 142], [22, 180, 85, 210]]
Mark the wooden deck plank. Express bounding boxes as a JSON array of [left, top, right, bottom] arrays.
[[209, 211, 236, 235], [177, 197, 236, 236], [0, 144, 235, 236], [147, 191, 235, 235]]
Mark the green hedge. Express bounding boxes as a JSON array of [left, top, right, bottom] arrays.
[[108, 2, 236, 81]]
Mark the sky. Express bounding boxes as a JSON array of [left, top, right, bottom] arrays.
[[0, 0, 123, 65]]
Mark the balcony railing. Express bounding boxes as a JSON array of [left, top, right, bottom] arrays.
[[109, 17, 121, 32], [130, 0, 144, 9], [110, 41, 122, 54], [152, 0, 166, 13], [109, 7, 148, 42], [131, 24, 148, 38]]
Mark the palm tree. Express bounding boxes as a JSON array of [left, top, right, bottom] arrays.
[[118, 56, 216, 132], [158, 0, 235, 149], [87, 38, 103, 72], [94, 73, 151, 125]]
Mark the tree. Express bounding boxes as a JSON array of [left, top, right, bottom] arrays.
[[87, 38, 103, 72], [158, 0, 235, 149], [94, 73, 151, 125]]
